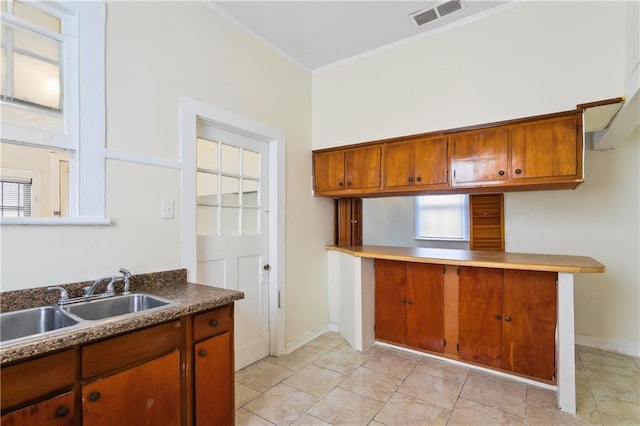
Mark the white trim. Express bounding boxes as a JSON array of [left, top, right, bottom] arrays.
[[557, 272, 576, 415], [313, 1, 525, 74], [105, 149, 181, 170], [575, 333, 640, 358], [0, 217, 110, 226], [179, 94, 286, 358], [284, 322, 332, 355]]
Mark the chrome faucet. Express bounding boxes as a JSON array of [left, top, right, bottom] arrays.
[[119, 268, 131, 295], [84, 275, 117, 297]]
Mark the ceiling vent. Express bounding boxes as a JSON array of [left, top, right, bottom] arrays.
[[410, 0, 465, 28]]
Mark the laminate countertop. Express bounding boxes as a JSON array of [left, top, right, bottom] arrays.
[[328, 245, 605, 273], [0, 269, 244, 365]]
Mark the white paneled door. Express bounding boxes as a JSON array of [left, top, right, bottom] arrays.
[[195, 121, 270, 370]]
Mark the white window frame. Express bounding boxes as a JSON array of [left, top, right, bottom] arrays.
[[0, 0, 107, 226], [415, 194, 470, 241]]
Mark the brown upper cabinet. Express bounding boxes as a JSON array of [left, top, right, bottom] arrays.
[[312, 110, 584, 197], [385, 136, 448, 190], [313, 144, 383, 194]]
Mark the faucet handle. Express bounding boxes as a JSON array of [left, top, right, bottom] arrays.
[[119, 268, 131, 294], [47, 286, 69, 305], [105, 276, 118, 295]]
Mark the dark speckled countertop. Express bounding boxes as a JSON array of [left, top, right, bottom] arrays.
[[0, 269, 244, 365]]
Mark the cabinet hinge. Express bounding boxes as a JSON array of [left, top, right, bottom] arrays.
[[457, 268, 460, 276], [278, 290, 281, 308], [443, 266, 446, 274], [457, 343, 459, 351], [443, 339, 447, 347]]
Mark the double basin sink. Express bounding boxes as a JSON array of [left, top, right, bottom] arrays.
[[0, 293, 176, 346]]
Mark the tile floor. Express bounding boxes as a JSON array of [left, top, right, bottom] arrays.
[[235, 332, 640, 425]]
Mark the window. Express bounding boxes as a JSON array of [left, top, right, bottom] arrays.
[[0, 0, 106, 224], [0, 177, 31, 217], [415, 194, 469, 241]]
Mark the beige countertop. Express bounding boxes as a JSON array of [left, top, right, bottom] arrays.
[[0, 270, 244, 365], [328, 245, 605, 273]]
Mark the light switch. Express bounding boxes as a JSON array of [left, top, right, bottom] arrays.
[[161, 200, 175, 219]]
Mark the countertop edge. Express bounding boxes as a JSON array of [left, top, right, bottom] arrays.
[[326, 245, 606, 273]]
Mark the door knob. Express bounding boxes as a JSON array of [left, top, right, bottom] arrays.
[[89, 391, 101, 402], [408, 300, 414, 305], [401, 298, 406, 303], [504, 316, 512, 322], [263, 264, 271, 271]]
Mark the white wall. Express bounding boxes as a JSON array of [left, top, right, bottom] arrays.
[[313, 1, 639, 354], [0, 2, 331, 347]]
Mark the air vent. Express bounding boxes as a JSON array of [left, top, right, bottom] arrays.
[[410, 0, 465, 28]]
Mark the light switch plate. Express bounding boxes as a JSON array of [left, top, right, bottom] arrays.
[[161, 200, 174, 219]]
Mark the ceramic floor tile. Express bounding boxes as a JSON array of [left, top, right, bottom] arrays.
[[244, 383, 319, 425], [415, 357, 470, 384], [585, 367, 640, 395], [265, 346, 325, 372], [313, 347, 372, 375], [361, 348, 422, 380], [304, 335, 344, 353], [333, 341, 382, 357], [397, 368, 463, 410], [283, 364, 347, 398], [236, 408, 275, 425], [373, 392, 450, 426], [236, 382, 263, 409], [581, 351, 640, 379], [525, 405, 590, 426], [448, 398, 524, 426], [290, 413, 332, 425], [236, 359, 294, 393], [591, 386, 640, 425], [308, 387, 384, 425], [575, 386, 603, 425], [460, 371, 527, 417], [338, 366, 402, 402], [526, 385, 557, 410]]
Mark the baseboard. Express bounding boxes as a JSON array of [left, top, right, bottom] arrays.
[[284, 322, 332, 354], [575, 333, 640, 357]]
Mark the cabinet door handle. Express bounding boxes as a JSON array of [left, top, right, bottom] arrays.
[[408, 300, 414, 305], [504, 316, 512, 322], [408, 177, 414, 182], [515, 169, 522, 175], [416, 176, 422, 182], [209, 319, 218, 327], [89, 391, 101, 402], [347, 181, 352, 186], [498, 170, 505, 176], [400, 298, 406, 304], [495, 314, 502, 320], [55, 406, 70, 417], [338, 182, 344, 187], [199, 349, 208, 357]]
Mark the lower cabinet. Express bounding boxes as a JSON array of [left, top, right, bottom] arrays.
[[0, 303, 236, 425], [458, 267, 557, 380], [192, 305, 234, 426], [375, 260, 444, 352]]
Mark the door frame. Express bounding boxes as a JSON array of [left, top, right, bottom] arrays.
[[179, 95, 286, 357]]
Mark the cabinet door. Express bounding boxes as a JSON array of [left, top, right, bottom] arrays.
[[195, 332, 233, 426], [458, 267, 503, 368], [502, 270, 557, 380], [1, 391, 74, 426], [374, 260, 407, 345], [510, 115, 580, 180], [385, 141, 415, 188], [345, 145, 382, 191], [313, 151, 345, 192], [414, 137, 448, 187], [406, 263, 444, 352], [82, 351, 181, 426], [451, 128, 508, 185]]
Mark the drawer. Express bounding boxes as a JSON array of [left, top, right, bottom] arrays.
[[193, 305, 232, 342], [1, 349, 75, 411]]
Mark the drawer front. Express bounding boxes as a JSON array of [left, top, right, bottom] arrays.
[[82, 320, 182, 380], [1, 391, 75, 425], [193, 305, 232, 342], [1, 349, 75, 411]]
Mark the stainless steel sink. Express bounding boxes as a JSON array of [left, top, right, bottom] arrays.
[[64, 293, 175, 320], [0, 306, 81, 344]]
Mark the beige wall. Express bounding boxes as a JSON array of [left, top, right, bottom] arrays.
[[312, 1, 639, 353], [0, 2, 330, 346]]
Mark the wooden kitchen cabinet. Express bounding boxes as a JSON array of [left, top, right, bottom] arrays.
[[458, 267, 557, 380], [1, 349, 75, 424], [375, 260, 444, 352], [313, 144, 383, 195], [451, 128, 509, 186], [510, 113, 581, 181], [385, 136, 448, 190], [192, 304, 234, 426]]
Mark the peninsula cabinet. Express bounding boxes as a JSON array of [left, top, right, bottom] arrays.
[[375, 260, 444, 352], [313, 144, 383, 195], [385, 136, 448, 190], [458, 267, 557, 380]]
